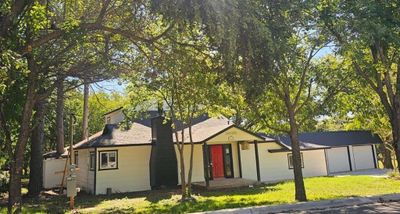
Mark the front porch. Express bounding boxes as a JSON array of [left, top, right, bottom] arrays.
[[193, 178, 259, 190]]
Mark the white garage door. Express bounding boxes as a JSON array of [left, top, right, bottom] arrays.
[[326, 147, 351, 173], [353, 145, 375, 170]]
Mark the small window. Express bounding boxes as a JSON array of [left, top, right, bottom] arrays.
[[89, 152, 95, 171], [99, 150, 118, 170], [74, 151, 78, 166], [288, 153, 304, 169]]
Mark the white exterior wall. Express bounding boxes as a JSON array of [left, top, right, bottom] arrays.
[[352, 145, 375, 170], [239, 144, 258, 180], [231, 143, 240, 178], [43, 158, 67, 189], [95, 146, 151, 195], [175, 144, 205, 184], [258, 143, 328, 182], [76, 149, 92, 193], [326, 147, 351, 173]]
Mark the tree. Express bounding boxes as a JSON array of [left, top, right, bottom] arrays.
[[82, 81, 90, 140], [214, 1, 353, 201], [318, 0, 400, 170], [125, 25, 232, 200], [316, 79, 395, 169], [27, 93, 47, 197], [1, 0, 174, 211]]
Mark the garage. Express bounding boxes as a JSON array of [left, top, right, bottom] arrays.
[[326, 147, 351, 173], [352, 145, 376, 170]]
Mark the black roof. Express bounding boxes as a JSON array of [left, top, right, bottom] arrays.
[[266, 130, 383, 148], [74, 112, 210, 149]]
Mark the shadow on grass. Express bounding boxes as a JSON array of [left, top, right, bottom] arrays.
[[1, 182, 287, 213]]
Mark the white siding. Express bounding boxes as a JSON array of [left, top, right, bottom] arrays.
[[352, 145, 375, 170], [95, 146, 151, 195], [239, 144, 258, 180], [207, 127, 262, 142], [326, 147, 351, 173], [43, 158, 67, 189], [175, 144, 204, 184], [258, 143, 328, 182], [76, 149, 87, 191]]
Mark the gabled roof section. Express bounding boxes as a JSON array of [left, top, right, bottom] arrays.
[[174, 117, 268, 143], [259, 133, 329, 152], [75, 122, 152, 149], [102, 107, 123, 116], [260, 130, 383, 153]]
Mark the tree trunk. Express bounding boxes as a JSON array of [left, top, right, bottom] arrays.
[[82, 81, 89, 140], [8, 56, 38, 213], [380, 143, 394, 169], [186, 125, 195, 199], [391, 117, 400, 170], [179, 147, 187, 200], [286, 98, 307, 201], [27, 97, 47, 197], [55, 76, 65, 156]]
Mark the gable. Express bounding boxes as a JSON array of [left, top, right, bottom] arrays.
[[206, 126, 263, 143]]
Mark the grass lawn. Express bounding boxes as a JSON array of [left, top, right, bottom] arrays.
[[2, 175, 400, 213]]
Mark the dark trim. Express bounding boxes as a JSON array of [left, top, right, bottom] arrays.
[[94, 148, 97, 195], [371, 145, 377, 168], [98, 150, 119, 171], [74, 150, 79, 166], [76, 143, 153, 150], [89, 151, 95, 171], [222, 144, 234, 178], [202, 124, 264, 143], [237, 142, 242, 178], [208, 146, 213, 180], [102, 107, 123, 116], [250, 140, 277, 144], [203, 142, 210, 187], [268, 147, 329, 153], [287, 153, 304, 169], [254, 141, 261, 182], [347, 146, 353, 171]]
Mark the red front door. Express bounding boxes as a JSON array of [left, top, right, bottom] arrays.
[[211, 145, 224, 178]]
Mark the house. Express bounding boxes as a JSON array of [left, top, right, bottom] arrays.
[[263, 131, 381, 174], [43, 108, 382, 195]]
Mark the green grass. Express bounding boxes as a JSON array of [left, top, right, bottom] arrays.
[[2, 176, 400, 213]]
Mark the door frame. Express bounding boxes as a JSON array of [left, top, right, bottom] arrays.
[[208, 144, 234, 180]]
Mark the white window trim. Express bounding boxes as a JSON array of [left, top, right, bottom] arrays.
[[89, 152, 95, 171], [99, 150, 118, 170]]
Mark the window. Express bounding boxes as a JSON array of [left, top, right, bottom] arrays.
[[99, 150, 118, 170], [89, 152, 95, 171], [74, 151, 78, 166], [288, 153, 304, 169]]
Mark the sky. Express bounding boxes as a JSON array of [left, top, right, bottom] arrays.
[[94, 45, 334, 95]]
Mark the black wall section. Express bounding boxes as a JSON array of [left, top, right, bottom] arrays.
[[150, 116, 178, 188]]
